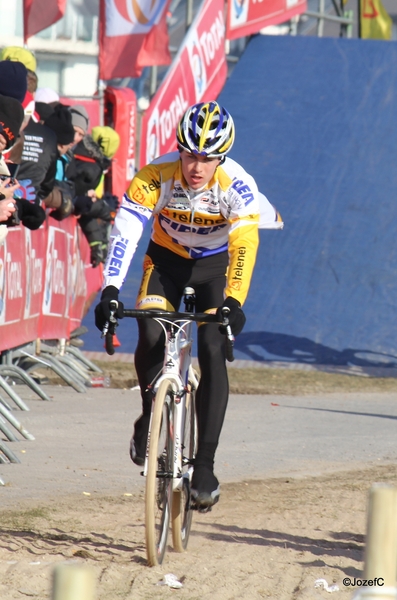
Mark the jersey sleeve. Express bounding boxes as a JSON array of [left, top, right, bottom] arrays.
[[223, 172, 260, 306], [102, 163, 161, 290], [258, 192, 284, 229], [225, 215, 259, 305]]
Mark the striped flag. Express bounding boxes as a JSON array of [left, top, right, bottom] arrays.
[[99, 0, 172, 80]]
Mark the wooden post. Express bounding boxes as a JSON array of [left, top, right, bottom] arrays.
[[52, 564, 96, 600], [360, 484, 397, 599]]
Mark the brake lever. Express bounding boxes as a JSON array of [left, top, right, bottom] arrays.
[[221, 306, 235, 362], [101, 299, 119, 339]]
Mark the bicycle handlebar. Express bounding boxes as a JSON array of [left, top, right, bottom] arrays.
[[102, 301, 235, 361]]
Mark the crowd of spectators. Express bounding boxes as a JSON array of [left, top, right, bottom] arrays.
[[0, 45, 121, 268]]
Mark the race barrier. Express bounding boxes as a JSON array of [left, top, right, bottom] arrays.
[[0, 214, 104, 477], [0, 214, 103, 351]]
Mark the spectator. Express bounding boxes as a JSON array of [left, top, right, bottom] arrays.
[[0, 59, 28, 170], [0, 94, 24, 222], [16, 90, 58, 208], [42, 104, 76, 219], [72, 132, 113, 266], [69, 104, 89, 144]]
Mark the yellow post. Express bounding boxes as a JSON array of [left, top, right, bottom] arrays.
[[358, 484, 397, 600], [51, 564, 96, 600]]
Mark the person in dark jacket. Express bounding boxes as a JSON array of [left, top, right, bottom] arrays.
[[17, 100, 58, 206]]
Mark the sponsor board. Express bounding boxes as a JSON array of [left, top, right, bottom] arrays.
[[0, 216, 103, 353]]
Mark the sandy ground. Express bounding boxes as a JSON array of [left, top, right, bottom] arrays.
[[0, 467, 384, 600], [0, 385, 396, 599]]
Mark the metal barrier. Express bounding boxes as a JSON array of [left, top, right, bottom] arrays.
[[0, 337, 105, 486]]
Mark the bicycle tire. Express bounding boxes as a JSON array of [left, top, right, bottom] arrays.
[[171, 374, 198, 552], [145, 379, 174, 566]]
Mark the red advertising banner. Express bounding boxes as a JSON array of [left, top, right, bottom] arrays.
[[68, 225, 90, 332], [40, 216, 74, 340], [105, 87, 137, 200], [0, 216, 103, 353], [226, 0, 307, 40], [139, 0, 227, 168], [0, 227, 27, 346]]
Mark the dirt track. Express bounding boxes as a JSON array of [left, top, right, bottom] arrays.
[[1, 385, 396, 598]]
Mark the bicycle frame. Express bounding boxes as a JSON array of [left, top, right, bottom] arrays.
[[142, 315, 199, 493]]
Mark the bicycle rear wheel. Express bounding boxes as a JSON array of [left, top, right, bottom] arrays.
[[145, 379, 174, 566], [171, 376, 198, 552]]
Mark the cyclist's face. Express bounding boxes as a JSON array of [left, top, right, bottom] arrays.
[[180, 150, 221, 189]]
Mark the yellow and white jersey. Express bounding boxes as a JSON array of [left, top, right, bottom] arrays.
[[103, 152, 282, 305]]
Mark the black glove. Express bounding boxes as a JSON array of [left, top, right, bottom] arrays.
[[73, 195, 93, 216], [15, 199, 46, 230], [94, 285, 124, 331], [216, 296, 246, 336], [5, 199, 46, 230]]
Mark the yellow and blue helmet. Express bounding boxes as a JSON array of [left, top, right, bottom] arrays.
[[176, 101, 235, 158]]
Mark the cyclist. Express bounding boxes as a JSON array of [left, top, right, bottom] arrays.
[[95, 101, 280, 508]]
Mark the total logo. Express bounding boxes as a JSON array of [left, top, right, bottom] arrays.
[[230, 0, 249, 26], [186, 9, 225, 96], [107, 0, 168, 37], [187, 34, 206, 102], [146, 88, 189, 163]]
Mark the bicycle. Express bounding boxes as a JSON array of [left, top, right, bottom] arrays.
[[101, 287, 234, 566]]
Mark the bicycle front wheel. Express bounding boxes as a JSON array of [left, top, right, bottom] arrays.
[[171, 375, 198, 552], [145, 379, 174, 566]]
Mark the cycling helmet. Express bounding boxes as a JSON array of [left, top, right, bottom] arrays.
[[176, 101, 235, 158]]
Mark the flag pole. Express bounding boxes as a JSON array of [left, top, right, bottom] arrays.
[[98, 79, 105, 127], [358, 0, 362, 38], [98, 0, 105, 126]]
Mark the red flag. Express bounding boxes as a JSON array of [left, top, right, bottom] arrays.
[[99, 0, 172, 80], [226, 0, 307, 40], [23, 0, 66, 43]]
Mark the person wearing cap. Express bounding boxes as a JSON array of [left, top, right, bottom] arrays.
[[69, 104, 89, 145], [0, 94, 24, 222], [0, 46, 38, 95], [0, 58, 28, 167], [43, 104, 94, 222], [40, 104, 76, 218]]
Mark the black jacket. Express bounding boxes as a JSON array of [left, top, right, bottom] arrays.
[[17, 120, 57, 204]]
